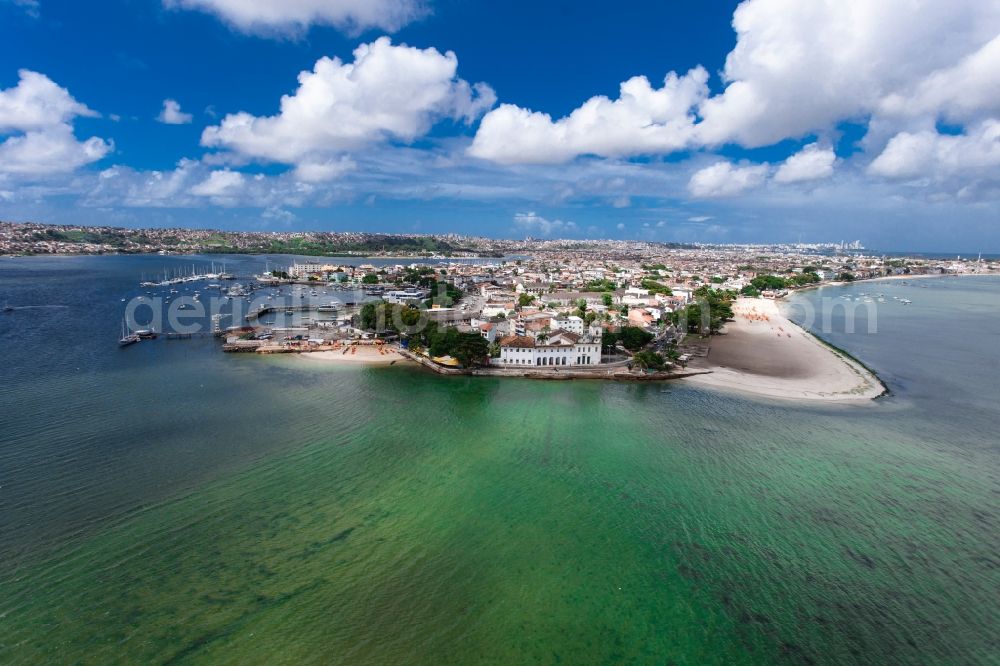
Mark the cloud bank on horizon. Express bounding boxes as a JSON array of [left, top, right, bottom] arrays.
[[1, 0, 999, 248]]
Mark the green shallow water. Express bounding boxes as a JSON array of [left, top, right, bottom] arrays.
[[4, 367, 998, 664], [1, 258, 998, 664]]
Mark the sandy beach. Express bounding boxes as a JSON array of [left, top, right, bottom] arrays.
[[682, 297, 885, 402], [299, 343, 414, 365]]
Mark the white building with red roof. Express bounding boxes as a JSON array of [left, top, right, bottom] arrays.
[[496, 331, 601, 367]]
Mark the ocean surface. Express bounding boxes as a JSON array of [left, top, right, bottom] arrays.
[[0, 255, 997, 664]]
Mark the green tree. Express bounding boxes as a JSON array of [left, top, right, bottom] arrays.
[[359, 302, 379, 330], [601, 330, 619, 353], [618, 326, 654, 351], [750, 274, 789, 291], [361, 273, 379, 284], [641, 279, 673, 295], [670, 288, 735, 335], [632, 351, 666, 371], [586, 278, 618, 291], [791, 271, 820, 286], [452, 333, 490, 367]]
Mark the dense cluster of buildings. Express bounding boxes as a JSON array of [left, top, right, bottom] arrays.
[[277, 243, 996, 368], [6, 222, 997, 370]]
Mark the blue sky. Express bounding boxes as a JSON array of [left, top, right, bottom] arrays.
[[1, 0, 999, 251]]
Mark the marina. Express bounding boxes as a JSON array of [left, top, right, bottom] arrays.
[[107, 260, 383, 350]]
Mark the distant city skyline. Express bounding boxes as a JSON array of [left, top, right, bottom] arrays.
[[2, 1, 999, 250]]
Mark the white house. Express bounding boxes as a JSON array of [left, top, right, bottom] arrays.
[[481, 302, 513, 318], [552, 315, 584, 335], [496, 332, 601, 367], [622, 287, 652, 306], [479, 322, 497, 343]]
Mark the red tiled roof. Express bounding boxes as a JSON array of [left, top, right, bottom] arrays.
[[546, 329, 581, 343], [498, 335, 536, 348]]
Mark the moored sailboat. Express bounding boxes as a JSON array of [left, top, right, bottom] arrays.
[[119, 319, 140, 346]]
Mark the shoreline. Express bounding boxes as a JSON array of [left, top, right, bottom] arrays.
[[244, 342, 710, 381], [289, 344, 414, 365], [791, 270, 998, 296], [681, 297, 886, 403]]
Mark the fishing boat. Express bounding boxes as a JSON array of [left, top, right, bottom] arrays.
[[2, 302, 13, 313], [119, 320, 140, 347]]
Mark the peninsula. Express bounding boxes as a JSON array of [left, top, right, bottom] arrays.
[[9, 221, 993, 401]]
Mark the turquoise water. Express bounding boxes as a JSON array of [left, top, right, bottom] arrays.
[[0, 257, 997, 664]]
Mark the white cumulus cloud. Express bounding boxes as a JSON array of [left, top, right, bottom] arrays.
[[157, 99, 193, 124], [0, 124, 111, 175], [0, 69, 111, 177], [467, 0, 1000, 200], [877, 33, 1000, 124], [774, 143, 836, 183], [163, 0, 425, 35], [697, 0, 1000, 147], [191, 169, 245, 197], [469, 68, 708, 165], [688, 161, 768, 198], [868, 120, 1000, 179], [0, 69, 96, 131], [202, 37, 494, 177]]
